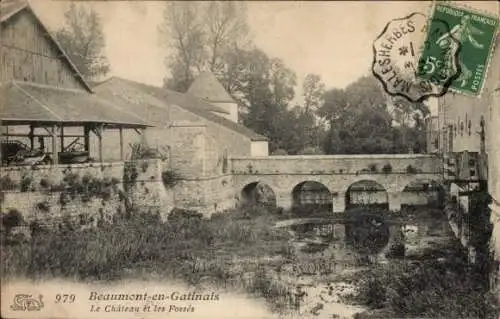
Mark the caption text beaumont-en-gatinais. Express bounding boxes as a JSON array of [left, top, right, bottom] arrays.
[[88, 291, 219, 313]]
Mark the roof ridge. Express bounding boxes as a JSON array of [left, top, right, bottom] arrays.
[[1, 2, 93, 93], [188, 71, 235, 103], [94, 77, 268, 141]]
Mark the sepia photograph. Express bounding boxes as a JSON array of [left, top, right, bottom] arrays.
[[0, 0, 499, 318]]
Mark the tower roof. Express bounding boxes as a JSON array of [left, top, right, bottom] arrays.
[[188, 72, 235, 103]]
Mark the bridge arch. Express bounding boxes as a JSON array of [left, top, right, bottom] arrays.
[[291, 181, 332, 214], [400, 179, 445, 209], [345, 179, 389, 210], [240, 181, 277, 208]]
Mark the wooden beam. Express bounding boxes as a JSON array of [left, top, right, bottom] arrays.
[[119, 127, 124, 161], [93, 124, 104, 163], [51, 125, 58, 165], [83, 125, 90, 152], [4, 133, 84, 138], [29, 124, 34, 149], [60, 126, 64, 152]]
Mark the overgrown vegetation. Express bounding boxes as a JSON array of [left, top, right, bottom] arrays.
[[368, 163, 378, 173], [382, 163, 392, 174], [406, 164, 418, 174], [350, 242, 499, 318], [1, 206, 292, 307], [161, 170, 182, 188], [129, 143, 168, 161], [57, 172, 120, 205], [0, 175, 18, 191]]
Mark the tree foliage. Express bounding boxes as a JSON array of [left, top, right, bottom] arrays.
[[159, 1, 250, 92], [319, 75, 428, 154], [159, 5, 428, 155], [55, 3, 110, 82]]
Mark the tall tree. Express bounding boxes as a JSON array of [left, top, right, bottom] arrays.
[[318, 75, 428, 154], [390, 96, 430, 152], [159, 2, 205, 92], [319, 76, 394, 154], [159, 1, 250, 92], [303, 73, 325, 112], [55, 3, 110, 82]]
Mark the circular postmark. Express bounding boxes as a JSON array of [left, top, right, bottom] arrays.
[[372, 12, 461, 102]]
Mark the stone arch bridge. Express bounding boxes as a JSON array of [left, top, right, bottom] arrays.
[[231, 154, 443, 212]]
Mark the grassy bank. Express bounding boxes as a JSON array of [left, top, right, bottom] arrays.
[[348, 242, 499, 319], [1, 206, 296, 312]]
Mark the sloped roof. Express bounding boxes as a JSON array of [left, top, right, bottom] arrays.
[[94, 77, 268, 141], [0, 81, 149, 127], [188, 71, 235, 103], [0, 0, 93, 92]]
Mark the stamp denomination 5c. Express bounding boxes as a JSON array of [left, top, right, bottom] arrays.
[[373, 12, 459, 102], [420, 3, 499, 97]]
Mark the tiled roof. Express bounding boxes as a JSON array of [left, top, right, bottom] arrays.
[[0, 0, 93, 92], [188, 71, 235, 103], [0, 81, 149, 127], [94, 77, 268, 141]]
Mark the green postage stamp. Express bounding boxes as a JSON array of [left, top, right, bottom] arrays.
[[418, 2, 499, 97]]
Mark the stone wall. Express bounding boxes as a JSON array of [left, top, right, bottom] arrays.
[[0, 159, 173, 227], [231, 154, 442, 175]]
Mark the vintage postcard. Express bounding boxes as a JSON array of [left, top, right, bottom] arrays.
[[1, 1, 499, 318]]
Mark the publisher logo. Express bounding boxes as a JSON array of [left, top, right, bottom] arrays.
[[10, 294, 44, 311]]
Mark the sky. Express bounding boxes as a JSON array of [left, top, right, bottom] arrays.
[[29, 0, 498, 109]]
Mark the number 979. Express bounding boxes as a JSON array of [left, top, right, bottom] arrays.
[[55, 294, 76, 303]]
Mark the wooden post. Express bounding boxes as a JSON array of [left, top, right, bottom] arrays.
[[29, 125, 35, 149], [119, 126, 124, 161], [60, 125, 64, 152], [97, 125, 103, 163], [83, 125, 90, 152], [51, 125, 58, 165]]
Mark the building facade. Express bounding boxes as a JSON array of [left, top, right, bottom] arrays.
[[434, 28, 500, 296]]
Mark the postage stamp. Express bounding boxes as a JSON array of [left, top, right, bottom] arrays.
[[372, 12, 460, 102], [419, 2, 499, 97], [2, 1, 500, 319]]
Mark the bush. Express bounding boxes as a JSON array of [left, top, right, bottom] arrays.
[[20, 175, 33, 192], [0, 175, 18, 191], [406, 165, 417, 174], [2, 209, 25, 233], [382, 163, 392, 174], [161, 170, 182, 188], [351, 244, 499, 319], [368, 164, 378, 173]]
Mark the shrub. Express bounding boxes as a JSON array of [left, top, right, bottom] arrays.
[[2, 209, 25, 231], [351, 242, 499, 319], [161, 170, 182, 188], [20, 175, 33, 192], [130, 143, 167, 160], [406, 165, 417, 174], [0, 175, 18, 191], [39, 177, 53, 190], [382, 163, 392, 174], [368, 164, 378, 173], [36, 201, 51, 213]]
